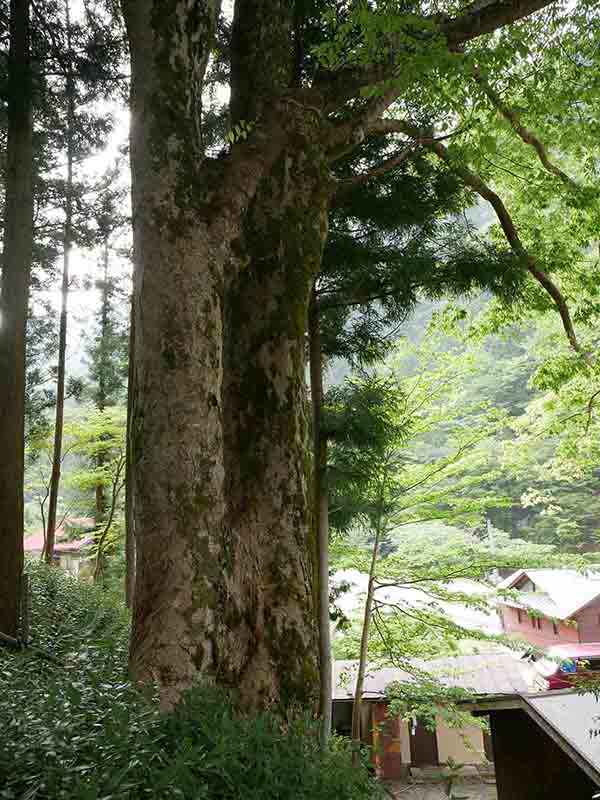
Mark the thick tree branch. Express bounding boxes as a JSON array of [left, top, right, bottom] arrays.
[[474, 74, 579, 189], [317, 0, 558, 108], [442, 0, 557, 50], [383, 117, 583, 355], [332, 145, 416, 201], [326, 88, 404, 160]]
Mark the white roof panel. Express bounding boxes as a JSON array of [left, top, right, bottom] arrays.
[[526, 692, 600, 779], [500, 569, 600, 619]]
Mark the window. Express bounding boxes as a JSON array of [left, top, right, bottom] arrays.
[[531, 616, 536, 629], [537, 618, 542, 630], [517, 610, 522, 624], [553, 622, 559, 635]]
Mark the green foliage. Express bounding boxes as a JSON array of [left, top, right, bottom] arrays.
[[0, 565, 379, 800], [326, 333, 510, 543], [25, 406, 126, 535]]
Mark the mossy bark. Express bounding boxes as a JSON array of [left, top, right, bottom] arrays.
[[123, 0, 327, 711], [221, 149, 329, 712]]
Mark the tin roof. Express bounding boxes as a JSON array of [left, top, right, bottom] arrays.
[[474, 690, 600, 788], [499, 569, 600, 620], [333, 651, 539, 701], [24, 524, 94, 555]]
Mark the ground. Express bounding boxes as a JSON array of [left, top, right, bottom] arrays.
[[386, 765, 497, 799]]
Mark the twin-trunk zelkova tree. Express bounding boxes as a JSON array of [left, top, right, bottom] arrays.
[[122, 0, 582, 712]]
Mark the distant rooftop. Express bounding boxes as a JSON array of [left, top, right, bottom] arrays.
[[499, 569, 600, 620], [333, 569, 502, 637], [24, 517, 95, 554], [333, 651, 539, 701]]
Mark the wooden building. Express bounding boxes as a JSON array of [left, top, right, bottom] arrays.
[[498, 569, 600, 647], [473, 691, 600, 799], [332, 652, 538, 779]]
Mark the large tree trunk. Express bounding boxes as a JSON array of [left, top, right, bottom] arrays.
[[44, 1, 74, 563], [123, 0, 327, 711], [220, 156, 329, 713], [0, 0, 33, 637], [125, 0, 230, 706]]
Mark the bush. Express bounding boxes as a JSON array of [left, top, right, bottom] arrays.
[[0, 565, 378, 799]]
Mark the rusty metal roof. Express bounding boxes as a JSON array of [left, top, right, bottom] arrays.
[[333, 651, 539, 701]]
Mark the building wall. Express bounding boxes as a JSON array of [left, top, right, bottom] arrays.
[[574, 601, 600, 642], [490, 708, 598, 800], [499, 604, 579, 647], [372, 703, 406, 780], [370, 703, 486, 778], [58, 552, 81, 577], [436, 717, 486, 765]]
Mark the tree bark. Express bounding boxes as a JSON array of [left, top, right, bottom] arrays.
[[44, 4, 74, 563], [123, 0, 328, 711], [220, 158, 329, 713], [309, 288, 332, 748], [0, 0, 33, 637], [125, 296, 135, 609], [95, 236, 110, 524], [352, 484, 386, 756], [124, 0, 230, 706]]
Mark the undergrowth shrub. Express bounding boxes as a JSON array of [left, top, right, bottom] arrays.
[[0, 564, 378, 799]]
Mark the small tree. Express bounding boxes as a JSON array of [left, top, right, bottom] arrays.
[[26, 407, 126, 581], [324, 339, 575, 752]]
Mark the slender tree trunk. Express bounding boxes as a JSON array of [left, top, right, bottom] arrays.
[[352, 485, 386, 756], [125, 297, 135, 609], [95, 237, 109, 524], [93, 456, 125, 582], [309, 288, 332, 748], [0, 0, 33, 637], [44, 12, 74, 564]]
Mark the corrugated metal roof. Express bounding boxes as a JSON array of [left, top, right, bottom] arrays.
[[526, 691, 600, 775], [333, 651, 539, 701], [24, 527, 94, 554], [503, 590, 561, 618], [500, 569, 600, 620], [334, 569, 503, 637]]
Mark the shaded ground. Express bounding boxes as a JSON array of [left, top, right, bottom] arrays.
[[385, 765, 497, 799]]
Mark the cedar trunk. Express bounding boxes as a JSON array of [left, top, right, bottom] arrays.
[[309, 290, 333, 746], [124, 296, 135, 609], [0, 0, 33, 637], [45, 4, 74, 563]]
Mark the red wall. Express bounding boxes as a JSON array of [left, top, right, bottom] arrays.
[[574, 601, 600, 642], [372, 703, 404, 779], [499, 603, 579, 647]]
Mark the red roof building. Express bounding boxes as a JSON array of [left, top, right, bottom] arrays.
[[24, 517, 95, 576], [498, 569, 600, 647]]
